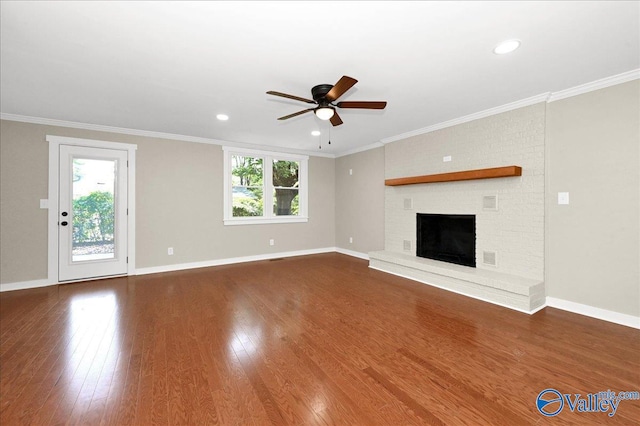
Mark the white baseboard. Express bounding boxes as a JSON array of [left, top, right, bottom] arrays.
[[0, 247, 368, 292], [0, 279, 54, 292], [135, 247, 337, 276], [335, 247, 370, 260], [545, 297, 640, 330], [2, 258, 638, 331]]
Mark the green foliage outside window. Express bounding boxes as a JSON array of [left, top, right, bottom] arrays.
[[231, 156, 301, 218], [232, 156, 264, 217], [273, 160, 299, 216], [73, 191, 114, 243]]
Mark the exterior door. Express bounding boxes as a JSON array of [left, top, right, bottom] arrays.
[[58, 145, 128, 281]]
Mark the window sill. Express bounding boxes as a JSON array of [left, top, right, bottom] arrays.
[[224, 217, 309, 226]]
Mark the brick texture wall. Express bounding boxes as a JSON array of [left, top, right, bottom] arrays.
[[384, 103, 545, 280]]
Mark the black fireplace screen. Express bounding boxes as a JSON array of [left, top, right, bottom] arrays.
[[417, 213, 476, 267]]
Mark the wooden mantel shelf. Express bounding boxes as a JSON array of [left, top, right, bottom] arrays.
[[385, 165, 522, 186]]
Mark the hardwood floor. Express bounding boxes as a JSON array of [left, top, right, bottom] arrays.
[[1, 253, 638, 425]]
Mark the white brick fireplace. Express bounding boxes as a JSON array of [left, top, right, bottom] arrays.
[[370, 103, 546, 313]]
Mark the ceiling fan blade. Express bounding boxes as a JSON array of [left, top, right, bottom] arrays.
[[267, 91, 315, 104], [337, 101, 387, 109], [330, 111, 343, 126], [325, 76, 358, 102], [277, 108, 314, 120]]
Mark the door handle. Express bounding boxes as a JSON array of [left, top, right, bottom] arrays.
[[60, 221, 68, 226], [61, 212, 68, 216]]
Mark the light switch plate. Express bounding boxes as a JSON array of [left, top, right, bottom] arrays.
[[558, 192, 569, 205], [40, 199, 49, 209]]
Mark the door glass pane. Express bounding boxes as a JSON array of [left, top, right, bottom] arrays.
[[72, 158, 116, 262]]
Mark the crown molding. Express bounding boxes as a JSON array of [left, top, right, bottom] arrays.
[[2, 69, 638, 159], [379, 68, 639, 147], [380, 92, 551, 145], [0, 113, 335, 158], [547, 69, 640, 103], [335, 141, 384, 158]]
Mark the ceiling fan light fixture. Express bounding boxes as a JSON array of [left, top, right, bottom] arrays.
[[315, 107, 335, 120]]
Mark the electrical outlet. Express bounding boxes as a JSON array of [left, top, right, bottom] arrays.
[[349, 237, 353, 244], [168, 247, 174, 255], [349, 168, 353, 175], [269, 239, 275, 246], [443, 155, 452, 162]]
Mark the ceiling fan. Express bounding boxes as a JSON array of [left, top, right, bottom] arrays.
[[266, 75, 387, 126]]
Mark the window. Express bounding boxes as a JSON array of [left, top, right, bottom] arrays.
[[223, 147, 308, 225]]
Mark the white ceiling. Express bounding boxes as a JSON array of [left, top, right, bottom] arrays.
[[1, 1, 639, 156]]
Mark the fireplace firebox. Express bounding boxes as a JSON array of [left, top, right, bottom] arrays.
[[416, 213, 476, 267]]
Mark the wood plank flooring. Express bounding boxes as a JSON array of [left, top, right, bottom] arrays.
[[1, 253, 638, 425]]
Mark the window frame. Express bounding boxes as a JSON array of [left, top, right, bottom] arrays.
[[223, 147, 308, 225]]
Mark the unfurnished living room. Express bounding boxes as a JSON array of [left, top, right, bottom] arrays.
[[1, 1, 639, 425]]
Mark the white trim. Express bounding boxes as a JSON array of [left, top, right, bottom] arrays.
[[0, 279, 54, 293], [1, 247, 370, 291], [224, 217, 308, 226], [135, 247, 336, 275], [47, 140, 59, 284], [3, 70, 638, 163], [46, 135, 138, 152], [46, 135, 137, 283], [335, 142, 384, 158], [369, 265, 544, 315], [222, 145, 309, 160], [3, 70, 638, 160], [4, 254, 637, 332], [546, 297, 640, 330], [380, 93, 551, 144], [368, 69, 640, 153], [0, 113, 334, 158], [223, 147, 308, 225], [548, 69, 640, 102], [335, 247, 370, 260]]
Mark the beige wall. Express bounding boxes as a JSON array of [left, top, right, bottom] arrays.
[[335, 147, 385, 254], [546, 80, 640, 317], [2, 80, 638, 320], [0, 120, 335, 283], [0, 121, 50, 282]]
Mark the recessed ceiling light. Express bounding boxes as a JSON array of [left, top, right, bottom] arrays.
[[216, 114, 229, 121], [311, 130, 321, 136], [493, 39, 521, 55]]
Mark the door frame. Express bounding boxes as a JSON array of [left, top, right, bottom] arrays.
[[47, 135, 137, 283]]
